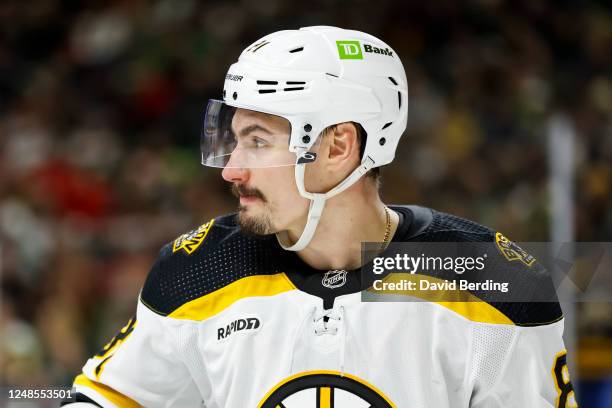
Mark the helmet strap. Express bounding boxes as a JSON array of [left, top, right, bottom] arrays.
[[276, 153, 375, 251]]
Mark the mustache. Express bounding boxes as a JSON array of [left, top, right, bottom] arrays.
[[231, 184, 267, 202]]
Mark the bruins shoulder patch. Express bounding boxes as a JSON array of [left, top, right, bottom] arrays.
[[173, 219, 215, 255], [495, 232, 535, 267]]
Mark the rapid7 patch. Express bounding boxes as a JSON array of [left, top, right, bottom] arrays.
[[173, 219, 215, 255], [217, 317, 261, 341], [495, 232, 536, 267]]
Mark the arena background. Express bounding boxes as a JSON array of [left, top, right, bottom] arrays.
[[1, 0, 611, 406]]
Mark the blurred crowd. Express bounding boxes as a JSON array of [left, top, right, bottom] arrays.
[[1, 0, 611, 404]]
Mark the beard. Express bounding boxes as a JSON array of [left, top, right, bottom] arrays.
[[237, 206, 274, 236], [232, 184, 275, 236]]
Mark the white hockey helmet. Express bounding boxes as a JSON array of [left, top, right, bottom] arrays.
[[201, 26, 408, 250]]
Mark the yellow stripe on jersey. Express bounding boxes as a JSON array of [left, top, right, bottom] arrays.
[[368, 273, 514, 325], [169, 273, 296, 321], [74, 374, 141, 408], [436, 300, 513, 325]]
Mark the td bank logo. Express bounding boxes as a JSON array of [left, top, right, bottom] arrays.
[[336, 40, 363, 59], [337, 40, 394, 59]]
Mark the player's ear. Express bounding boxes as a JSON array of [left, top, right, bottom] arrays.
[[327, 122, 359, 164]]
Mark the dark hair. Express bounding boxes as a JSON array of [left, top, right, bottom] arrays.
[[324, 122, 381, 182]]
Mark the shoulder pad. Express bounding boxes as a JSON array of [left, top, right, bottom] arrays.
[[140, 213, 288, 317], [486, 231, 562, 326], [402, 209, 562, 326], [416, 208, 496, 242], [390, 205, 433, 239]]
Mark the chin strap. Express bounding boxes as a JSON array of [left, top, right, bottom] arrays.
[[276, 152, 375, 251]]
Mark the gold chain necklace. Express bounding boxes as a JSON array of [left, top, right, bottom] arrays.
[[382, 206, 391, 245]]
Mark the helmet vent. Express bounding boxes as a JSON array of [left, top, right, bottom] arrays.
[[246, 40, 270, 53], [382, 122, 393, 130], [256, 80, 308, 93], [326, 73, 339, 78], [398, 91, 402, 108], [388, 77, 398, 85], [289, 47, 304, 53]]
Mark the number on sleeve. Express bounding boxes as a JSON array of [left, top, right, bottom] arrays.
[[552, 350, 577, 408], [94, 317, 136, 378]]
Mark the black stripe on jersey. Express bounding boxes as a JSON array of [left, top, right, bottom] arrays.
[[141, 207, 426, 315], [140, 206, 562, 326], [400, 208, 563, 327], [141, 214, 287, 316]]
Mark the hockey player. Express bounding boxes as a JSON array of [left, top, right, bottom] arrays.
[[63, 26, 577, 407]]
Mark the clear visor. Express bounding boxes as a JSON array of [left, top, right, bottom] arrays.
[[201, 100, 314, 168]]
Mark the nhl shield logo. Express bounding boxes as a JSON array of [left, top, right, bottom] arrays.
[[322, 270, 348, 289]]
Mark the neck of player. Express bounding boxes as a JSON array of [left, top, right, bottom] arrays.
[[284, 181, 399, 271]]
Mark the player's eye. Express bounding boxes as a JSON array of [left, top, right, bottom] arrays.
[[250, 136, 270, 148]]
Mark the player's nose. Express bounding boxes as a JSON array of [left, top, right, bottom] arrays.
[[221, 164, 250, 183]]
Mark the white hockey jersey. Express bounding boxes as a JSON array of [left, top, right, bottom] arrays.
[[65, 206, 578, 408]]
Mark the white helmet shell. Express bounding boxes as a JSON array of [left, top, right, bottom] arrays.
[[222, 25, 408, 168]]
